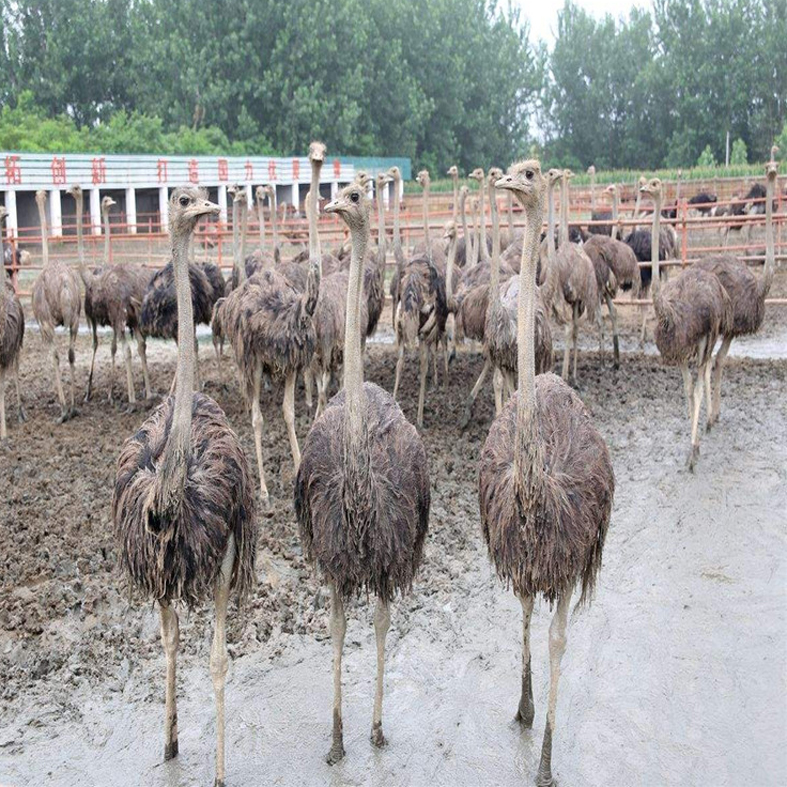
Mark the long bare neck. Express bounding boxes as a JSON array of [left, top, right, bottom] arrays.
[[377, 189, 386, 266], [258, 197, 266, 254], [459, 192, 472, 262], [309, 162, 322, 260], [634, 183, 642, 230], [547, 182, 556, 261], [422, 183, 430, 251], [590, 174, 596, 211], [478, 180, 488, 260], [343, 218, 369, 446], [651, 194, 662, 309], [611, 188, 619, 241], [452, 177, 458, 220], [472, 199, 481, 266], [239, 200, 249, 272], [559, 179, 569, 246], [74, 194, 89, 281], [446, 234, 457, 306], [269, 192, 279, 251], [675, 176, 682, 205], [37, 199, 49, 268], [489, 181, 501, 297], [507, 192, 514, 237], [761, 175, 775, 299], [514, 194, 544, 472], [103, 208, 112, 264], [168, 226, 196, 469], [392, 177, 401, 251]]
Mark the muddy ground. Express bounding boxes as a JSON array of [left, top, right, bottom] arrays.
[[0, 293, 785, 786]]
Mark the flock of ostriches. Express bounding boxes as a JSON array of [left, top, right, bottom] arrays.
[[0, 143, 780, 786]]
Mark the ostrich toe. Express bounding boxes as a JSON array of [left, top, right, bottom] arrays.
[[326, 742, 345, 765], [370, 722, 387, 748]]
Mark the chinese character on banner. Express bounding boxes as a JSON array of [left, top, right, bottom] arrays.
[[333, 159, 341, 179], [267, 160, 277, 181], [157, 159, 168, 183], [91, 157, 106, 185], [292, 159, 300, 180], [5, 155, 21, 185], [188, 159, 199, 183], [245, 160, 254, 181], [51, 157, 67, 185], [217, 158, 228, 181]]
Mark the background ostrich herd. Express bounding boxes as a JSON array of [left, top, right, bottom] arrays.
[[0, 143, 783, 787]]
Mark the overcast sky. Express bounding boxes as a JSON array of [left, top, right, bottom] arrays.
[[517, 0, 646, 44]]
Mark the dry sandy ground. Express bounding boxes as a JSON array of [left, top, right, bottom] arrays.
[[0, 299, 785, 786]]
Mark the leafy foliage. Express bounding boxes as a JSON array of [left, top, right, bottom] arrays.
[[697, 145, 717, 167], [730, 138, 748, 165]]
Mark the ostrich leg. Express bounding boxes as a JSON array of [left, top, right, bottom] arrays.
[[371, 598, 391, 748], [14, 357, 26, 422], [687, 352, 706, 472], [109, 332, 118, 405], [159, 601, 180, 761], [85, 322, 99, 402], [459, 357, 491, 430], [703, 359, 713, 432], [605, 293, 620, 369], [493, 366, 504, 415], [709, 335, 732, 426], [680, 364, 694, 421], [303, 366, 314, 410], [417, 341, 428, 428], [119, 328, 136, 407], [561, 324, 571, 380], [393, 343, 405, 400], [282, 370, 301, 472], [0, 368, 6, 439], [536, 591, 572, 787], [327, 583, 347, 764], [137, 335, 152, 399], [67, 327, 78, 416], [250, 364, 270, 506], [571, 304, 579, 382], [50, 340, 68, 422], [213, 335, 224, 390], [515, 594, 535, 727], [211, 535, 235, 787]]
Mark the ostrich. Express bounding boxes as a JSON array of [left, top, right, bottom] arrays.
[[588, 182, 620, 237], [695, 160, 777, 426], [78, 192, 153, 406], [447, 164, 460, 220], [641, 178, 732, 469], [112, 187, 256, 787], [364, 171, 392, 338], [480, 160, 614, 787], [31, 189, 81, 422], [583, 233, 640, 368], [552, 170, 598, 382], [1, 207, 30, 286], [0, 274, 25, 439], [388, 165, 406, 328], [469, 167, 490, 263], [295, 182, 430, 765], [688, 192, 718, 216], [412, 169, 445, 266]]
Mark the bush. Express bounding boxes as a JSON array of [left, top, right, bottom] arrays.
[[696, 145, 717, 167], [730, 138, 748, 165]]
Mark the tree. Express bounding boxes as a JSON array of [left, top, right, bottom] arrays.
[[730, 138, 747, 165], [697, 144, 716, 167]]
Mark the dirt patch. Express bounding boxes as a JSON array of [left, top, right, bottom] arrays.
[[0, 309, 785, 786]]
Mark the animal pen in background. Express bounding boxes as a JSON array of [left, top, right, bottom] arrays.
[[2, 152, 786, 313]]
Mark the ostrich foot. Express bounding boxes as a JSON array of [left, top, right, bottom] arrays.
[[259, 493, 272, 513], [17, 406, 28, 423], [535, 722, 554, 786], [686, 444, 700, 472], [448, 348, 457, 365], [124, 402, 140, 415], [370, 722, 387, 748], [213, 779, 225, 787], [326, 741, 345, 765], [515, 699, 535, 728], [163, 739, 179, 760], [83, 390, 92, 404], [458, 403, 473, 431], [55, 408, 74, 424]]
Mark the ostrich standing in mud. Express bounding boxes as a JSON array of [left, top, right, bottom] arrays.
[[296, 182, 430, 764], [480, 160, 614, 786], [113, 187, 256, 787]]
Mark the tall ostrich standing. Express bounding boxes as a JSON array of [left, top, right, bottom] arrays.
[[695, 160, 778, 426], [113, 187, 256, 787], [295, 182, 430, 764], [640, 178, 732, 469], [480, 160, 614, 787], [31, 189, 81, 422], [0, 270, 25, 439], [79, 192, 152, 406]]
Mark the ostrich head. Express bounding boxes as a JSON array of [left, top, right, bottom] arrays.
[[640, 178, 662, 200], [232, 186, 247, 204], [255, 185, 265, 203], [376, 171, 392, 189], [770, 144, 780, 162], [563, 169, 574, 182], [638, 176, 648, 189], [387, 165, 401, 183], [66, 185, 82, 201], [447, 165, 459, 179], [35, 190, 47, 208], [495, 159, 546, 210], [416, 170, 431, 189], [101, 196, 116, 212], [766, 161, 778, 181], [309, 141, 326, 163], [263, 184, 275, 199], [605, 183, 617, 195], [547, 168, 563, 186], [169, 186, 219, 234], [324, 183, 370, 232], [354, 170, 371, 188], [587, 165, 596, 176], [443, 220, 457, 240], [468, 167, 485, 183]]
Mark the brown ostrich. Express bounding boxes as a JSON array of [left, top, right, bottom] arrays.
[[695, 160, 778, 426], [31, 189, 81, 422], [0, 274, 25, 439], [113, 187, 256, 787], [480, 159, 614, 787], [78, 192, 153, 406], [583, 233, 640, 368], [551, 170, 598, 382], [295, 182, 430, 764], [640, 178, 732, 469]]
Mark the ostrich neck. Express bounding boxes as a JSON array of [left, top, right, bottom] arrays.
[[309, 161, 322, 260], [377, 188, 386, 268], [472, 199, 481, 266], [761, 176, 776, 299], [547, 182, 556, 261], [478, 181, 488, 260], [611, 189, 619, 241], [257, 197, 266, 254], [452, 178, 458, 220], [343, 219, 369, 449], [269, 192, 279, 251], [103, 209, 111, 264], [651, 195, 663, 311], [232, 199, 244, 283], [634, 187, 642, 231], [239, 200, 249, 274], [446, 234, 457, 306], [489, 182, 501, 297], [74, 194, 90, 284], [164, 228, 196, 478], [422, 183, 430, 253], [590, 174, 596, 211], [459, 193, 472, 261], [507, 192, 514, 237], [37, 200, 49, 268], [559, 179, 569, 246], [514, 192, 544, 473], [392, 176, 401, 251]]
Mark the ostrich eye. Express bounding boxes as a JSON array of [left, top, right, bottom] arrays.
[[350, 191, 360, 204], [526, 171, 533, 180], [179, 195, 189, 207]]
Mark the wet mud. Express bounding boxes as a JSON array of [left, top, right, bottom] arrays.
[[0, 296, 785, 786]]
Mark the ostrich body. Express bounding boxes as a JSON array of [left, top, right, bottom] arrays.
[[583, 233, 640, 367], [0, 276, 25, 439], [31, 189, 81, 422], [688, 192, 718, 216], [480, 160, 614, 787], [113, 187, 256, 787], [76, 191, 153, 405], [296, 183, 430, 764], [694, 161, 777, 426], [641, 178, 732, 469]]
